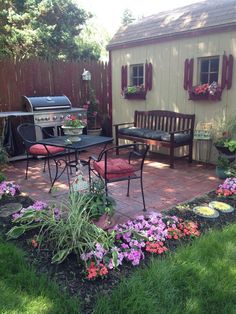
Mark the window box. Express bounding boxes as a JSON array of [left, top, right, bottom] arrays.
[[124, 91, 146, 100], [188, 82, 222, 101], [123, 85, 146, 100]]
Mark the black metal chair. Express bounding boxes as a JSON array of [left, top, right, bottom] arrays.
[[17, 123, 66, 191], [88, 143, 149, 211]]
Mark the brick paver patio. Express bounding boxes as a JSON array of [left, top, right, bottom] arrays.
[[4, 148, 220, 225]]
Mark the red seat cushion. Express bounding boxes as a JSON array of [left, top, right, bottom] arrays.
[[29, 144, 65, 155], [93, 158, 135, 180]]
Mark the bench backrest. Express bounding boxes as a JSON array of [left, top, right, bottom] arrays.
[[134, 110, 195, 133]]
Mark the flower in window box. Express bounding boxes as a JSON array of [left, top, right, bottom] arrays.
[[188, 81, 222, 101], [123, 85, 146, 100]]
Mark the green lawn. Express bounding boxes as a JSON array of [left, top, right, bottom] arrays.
[[0, 237, 80, 314], [94, 223, 236, 314]]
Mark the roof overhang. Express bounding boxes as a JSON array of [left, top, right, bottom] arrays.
[[107, 23, 236, 51]]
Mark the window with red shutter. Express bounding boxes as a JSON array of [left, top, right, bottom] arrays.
[[122, 62, 152, 100], [187, 56, 223, 101]]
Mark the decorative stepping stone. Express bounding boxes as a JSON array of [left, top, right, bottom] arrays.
[[209, 201, 234, 213], [0, 203, 23, 218], [192, 206, 219, 218]]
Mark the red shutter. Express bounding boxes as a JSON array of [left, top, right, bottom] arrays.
[[145, 62, 153, 91], [147, 63, 153, 91], [121, 66, 125, 91], [124, 65, 128, 89], [183, 59, 189, 90], [221, 54, 228, 90], [227, 54, 233, 90], [121, 65, 128, 91], [145, 62, 149, 91], [188, 58, 194, 89]]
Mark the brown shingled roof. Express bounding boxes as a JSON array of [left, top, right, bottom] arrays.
[[108, 0, 236, 50]]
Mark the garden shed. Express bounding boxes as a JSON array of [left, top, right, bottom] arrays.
[[107, 0, 236, 163]]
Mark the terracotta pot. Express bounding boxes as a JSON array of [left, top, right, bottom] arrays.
[[93, 214, 115, 230], [87, 128, 102, 136]]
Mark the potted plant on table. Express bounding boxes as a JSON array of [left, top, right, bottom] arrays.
[[61, 114, 86, 142]]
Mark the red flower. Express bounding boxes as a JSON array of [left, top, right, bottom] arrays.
[[31, 239, 38, 248], [146, 241, 168, 254]]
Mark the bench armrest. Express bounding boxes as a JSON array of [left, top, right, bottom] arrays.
[[113, 122, 134, 127], [114, 122, 134, 147]]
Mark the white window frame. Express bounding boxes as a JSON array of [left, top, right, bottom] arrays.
[[198, 56, 220, 84], [129, 63, 144, 86]]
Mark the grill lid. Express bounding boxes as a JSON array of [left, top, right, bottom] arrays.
[[22, 95, 72, 112]]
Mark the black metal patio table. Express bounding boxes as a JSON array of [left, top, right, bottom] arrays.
[[38, 134, 113, 192]]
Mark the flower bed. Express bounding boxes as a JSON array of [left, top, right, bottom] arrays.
[[1, 179, 236, 313]]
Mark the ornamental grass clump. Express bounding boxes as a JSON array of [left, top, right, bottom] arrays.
[[42, 193, 115, 264], [7, 192, 115, 265]]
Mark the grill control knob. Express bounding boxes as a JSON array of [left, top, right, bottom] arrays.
[[60, 115, 64, 120], [53, 116, 57, 120]]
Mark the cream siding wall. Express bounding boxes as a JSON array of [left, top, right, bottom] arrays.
[[111, 31, 236, 162]]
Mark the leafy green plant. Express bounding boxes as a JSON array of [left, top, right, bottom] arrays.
[[7, 208, 53, 239], [42, 193, 115, 264], [216, 156, 230, 170], [225, 166, 236, 177], [124, 85, 145, 95], [0, 145, 8, 182], [84, 180, 115, 220], [224, 139, 236, 152], [7, 193, 116, 264], [0, 147, 8, 164]]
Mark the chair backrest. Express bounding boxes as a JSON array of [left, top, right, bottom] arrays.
[[134, 110, 195, 133], [17, 123, 42, 148]]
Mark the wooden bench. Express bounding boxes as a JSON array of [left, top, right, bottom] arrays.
[[114, 110, 195, 168]]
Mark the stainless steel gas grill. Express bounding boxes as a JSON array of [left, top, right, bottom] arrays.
[[22, 95, 87, 133]]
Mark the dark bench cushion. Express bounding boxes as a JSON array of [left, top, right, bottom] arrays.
[[119, 127, 167, 140], [161, 133, 192, 144]]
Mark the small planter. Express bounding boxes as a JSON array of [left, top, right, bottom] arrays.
[[124, 92, 146, 100], [215, 167, 228, 180], [87, 128, 102, 136], [188, 90, 222, 101], [61, 126, 84, 142], [92, 214, 115, 230]]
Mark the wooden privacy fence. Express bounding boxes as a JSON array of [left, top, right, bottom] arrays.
[[0, 58, 112, 135]]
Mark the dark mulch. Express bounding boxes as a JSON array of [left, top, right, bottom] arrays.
[[0, 191, 236, 314]]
